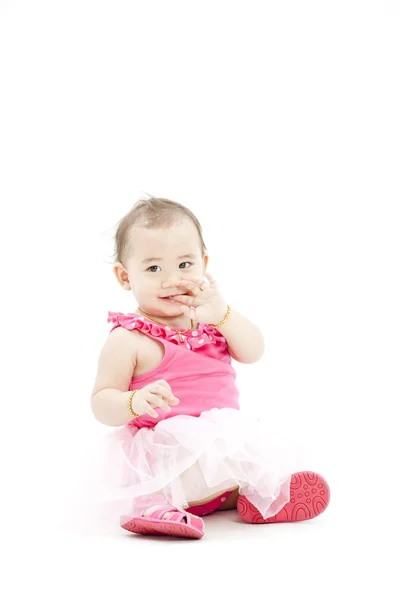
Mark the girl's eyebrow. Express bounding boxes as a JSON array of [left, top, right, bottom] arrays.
[[140, 254, 196, 265]]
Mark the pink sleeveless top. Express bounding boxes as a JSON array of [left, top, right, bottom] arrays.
[[108, 311, 240, 429]]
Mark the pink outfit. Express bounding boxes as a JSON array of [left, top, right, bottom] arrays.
[[87, 311, 305, 525], [108, 311, 240, 429]]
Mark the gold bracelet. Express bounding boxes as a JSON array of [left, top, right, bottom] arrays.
[[128, 389, 140, 418], [210, 304, 231, 329]]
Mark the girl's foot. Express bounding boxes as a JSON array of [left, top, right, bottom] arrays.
[[120, 504, 204, 539], [237, 471, 330, 524]]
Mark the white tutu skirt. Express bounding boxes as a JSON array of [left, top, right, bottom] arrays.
[[74, 408, 307, 530]]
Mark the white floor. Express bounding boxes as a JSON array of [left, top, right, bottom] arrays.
[[4, 482, 397, 600]]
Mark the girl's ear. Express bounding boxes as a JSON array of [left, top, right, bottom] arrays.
[[202, 254, 209, 273], [113, 263, 131, 290]]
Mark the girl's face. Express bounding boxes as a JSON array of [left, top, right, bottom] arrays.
[[114, 218, 208, 325]]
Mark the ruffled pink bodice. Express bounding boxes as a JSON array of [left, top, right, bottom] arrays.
[[107, 311, 240, 428], [108, 311, 230, 360]]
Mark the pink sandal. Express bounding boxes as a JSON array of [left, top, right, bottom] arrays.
[[237, 471, 330, 524], [120, 505, 205, 539]]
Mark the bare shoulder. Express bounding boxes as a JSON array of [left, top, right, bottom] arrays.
[[91, 326, 143, 397], [107, 324, 142, 353]]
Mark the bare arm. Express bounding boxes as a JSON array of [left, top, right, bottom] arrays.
[[91, 327, 138, 427], [217, 306, 265, 364]]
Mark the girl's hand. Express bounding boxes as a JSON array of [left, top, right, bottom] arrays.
[[162, 273, 228, 325], [132, 379, 180, 419]]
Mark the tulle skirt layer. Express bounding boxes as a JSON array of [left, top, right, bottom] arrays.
[[75, 408, 306, 528]]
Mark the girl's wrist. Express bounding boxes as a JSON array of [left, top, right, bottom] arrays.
[[210, 304, 231, 329], [128, 390, 141, 419], [128, 389, 141, 419]]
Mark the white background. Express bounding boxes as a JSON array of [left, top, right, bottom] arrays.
[[1, 1, 399, 598]]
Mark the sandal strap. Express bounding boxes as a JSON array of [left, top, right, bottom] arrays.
[[142, 504, 201, 525], [144, 505, 175, 520], [168, 511, 193, 523], [143, 505, 186, 521]]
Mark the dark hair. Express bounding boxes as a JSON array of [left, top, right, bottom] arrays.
[[113, 195, 208, 265]]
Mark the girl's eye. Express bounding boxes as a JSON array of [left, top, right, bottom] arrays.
[[147, 262, 192, 272]]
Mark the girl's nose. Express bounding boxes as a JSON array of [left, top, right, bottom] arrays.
[[162, 279, 177, 288]]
